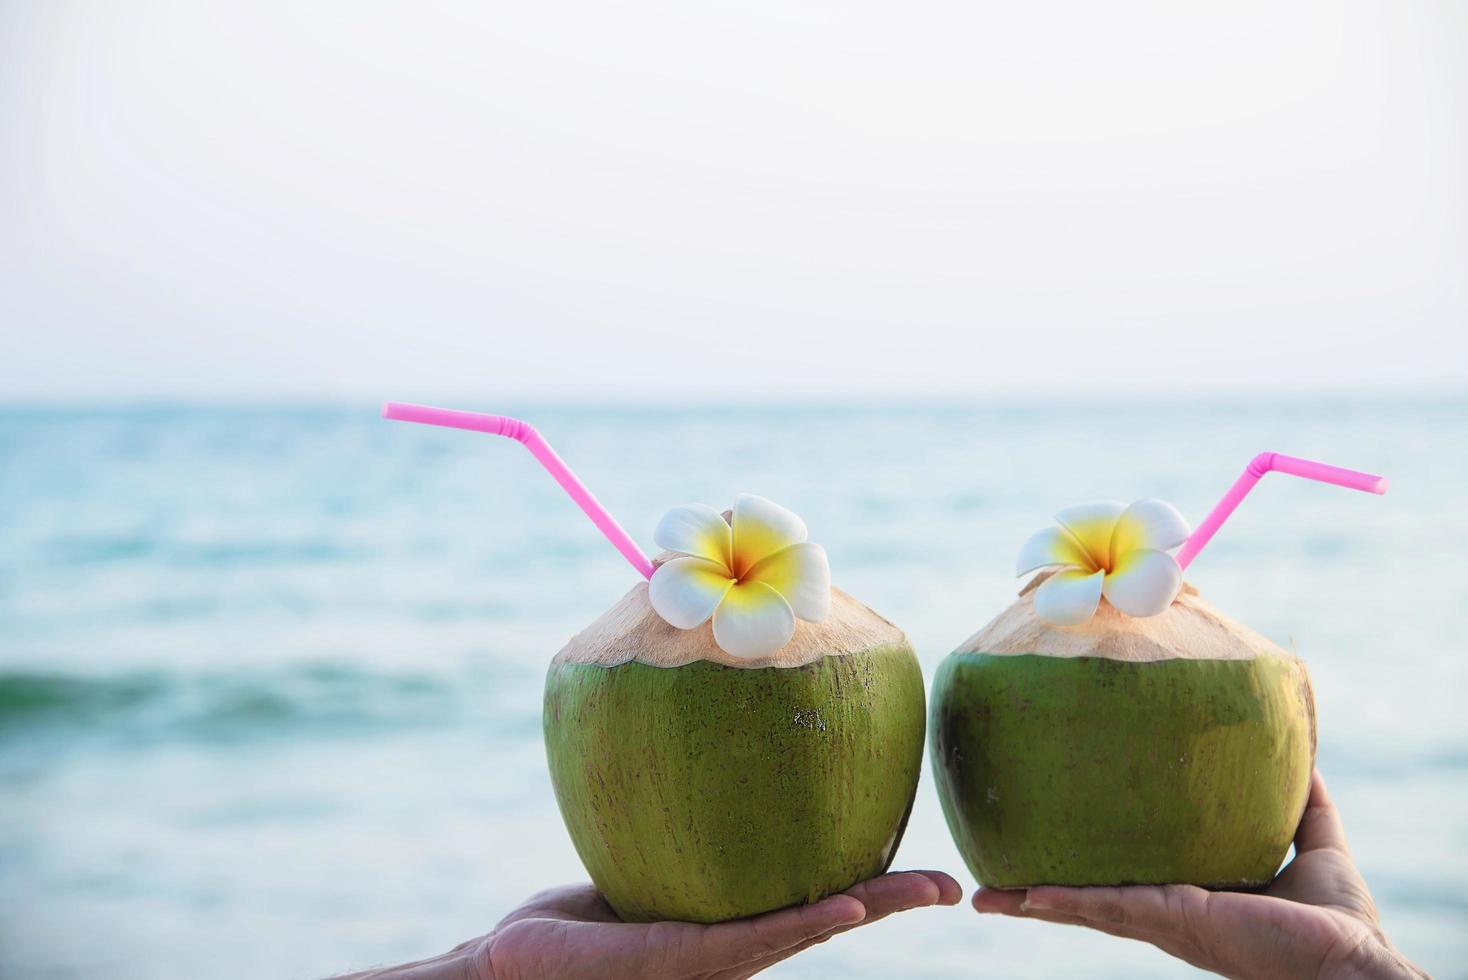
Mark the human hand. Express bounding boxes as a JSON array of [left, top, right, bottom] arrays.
[[973, 772, 1427, 979], [341, 869, 961, 980]]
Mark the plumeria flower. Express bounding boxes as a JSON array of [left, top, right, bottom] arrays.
[[1017, 499, 1192, 627], [648, 494, 831, 659]]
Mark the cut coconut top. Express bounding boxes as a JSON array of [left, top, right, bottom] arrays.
[[554, 574, 908, 669], [956, 571, 1294, 663]]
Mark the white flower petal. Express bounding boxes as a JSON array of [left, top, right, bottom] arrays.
[[648, 556, 734, 629], [1055, 501, 1128, 571], [743, 542, 831, 622], [1110, 499, 1192, 567], [731, 494, 808, 576], [711, 581, 797, 659], [1033, 569, 1105, 627], [1016, 526, 1094, 576], [653, 503, 732, 567], [1102, 548, 1183, 618]]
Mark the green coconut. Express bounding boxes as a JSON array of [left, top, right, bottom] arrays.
[[544, 577, 926, 923], [929, 575, 1316, 889]]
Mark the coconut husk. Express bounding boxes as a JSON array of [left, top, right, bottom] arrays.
[[557, 508, 908, 669], [956, 570, 1294, 663], [555, 563, 906, 669]]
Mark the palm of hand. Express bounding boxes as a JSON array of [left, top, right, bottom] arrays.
[[484, 871, 960, 980], [974, 772, 1424, 979], [1153, 843, 1388, 977]]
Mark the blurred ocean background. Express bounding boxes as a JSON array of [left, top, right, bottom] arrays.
[[1, 397, 1465, 980]]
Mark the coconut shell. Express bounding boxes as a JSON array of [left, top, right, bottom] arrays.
[[545, 557, 925, 922], [931, 577, 1317, 889], [958, 573, 1293, 663]]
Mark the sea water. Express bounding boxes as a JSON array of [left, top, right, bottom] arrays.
[[1, 399, 1464, 978]]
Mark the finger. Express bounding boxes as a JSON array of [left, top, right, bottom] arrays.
[[1293, 770, 1352, 855], [1022, 884, 1211, 939], [712, 874, 959, 979], [688, 893, 866, 969], [974, 884, 1191, 935], [971, 887, 1028, 915], [973, 889, 1143, 936], [974, 888, 1177, 948], [716, 926, 843, 980], [911, 869, 966, 907], [841, 870, 961, 918], [841, 872, 939, 911], [1011, 905, 1138, 939], [975, 887, 1207, 966], [1016, 905, 1206, 965]]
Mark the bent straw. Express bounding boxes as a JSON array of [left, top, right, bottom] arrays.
[[382, 401, 656, 580], [1176, 452, 1388, 571]]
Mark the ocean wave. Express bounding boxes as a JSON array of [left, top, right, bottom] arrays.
[[36, 535, 369, 568], [0, 663, 535, 742]]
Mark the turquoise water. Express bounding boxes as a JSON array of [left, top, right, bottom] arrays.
[[1, 400, 1465, 978]]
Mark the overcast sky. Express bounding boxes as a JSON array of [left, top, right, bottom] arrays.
[[2, 1, 1464, 402]]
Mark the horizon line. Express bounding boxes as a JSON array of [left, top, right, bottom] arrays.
[[1, 386, 1465, 414]]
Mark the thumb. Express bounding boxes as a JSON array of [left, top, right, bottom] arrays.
[[1293, 770, 1352, 855]]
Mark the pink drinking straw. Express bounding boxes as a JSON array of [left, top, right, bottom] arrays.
[[1175, 452, 1388, 571], [382, 401, 657, 580]]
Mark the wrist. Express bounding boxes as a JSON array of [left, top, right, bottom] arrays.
[[1340, 936, 1431, 980]]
